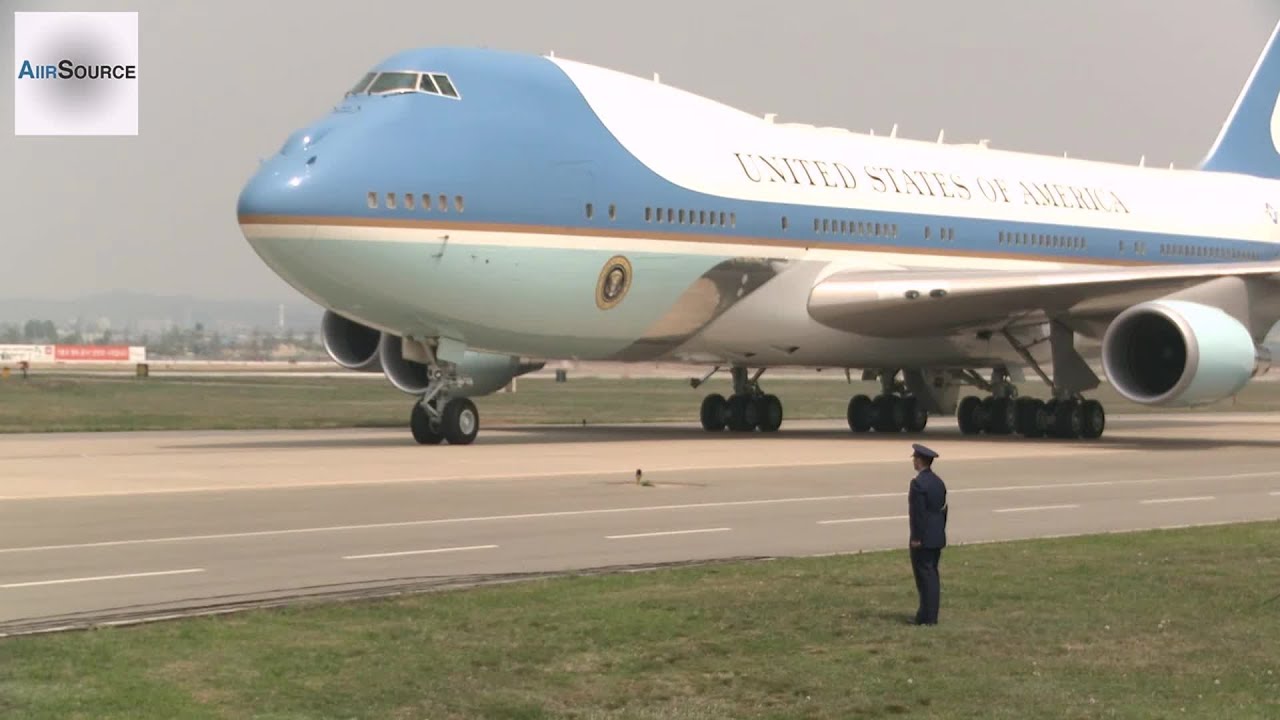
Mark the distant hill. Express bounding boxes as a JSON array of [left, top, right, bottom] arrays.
[[0, 292, 324, 333]]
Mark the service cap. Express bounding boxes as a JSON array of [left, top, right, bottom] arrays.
[[911, 443, 939, 459]]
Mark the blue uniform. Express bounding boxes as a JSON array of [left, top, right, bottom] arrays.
[[908, 464, 948, 625]]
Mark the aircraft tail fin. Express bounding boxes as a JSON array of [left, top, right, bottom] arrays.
[[1200, 20, 1280, 177]]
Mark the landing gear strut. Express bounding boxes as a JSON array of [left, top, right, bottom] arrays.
[[409, 347, 480, 445], [698, 366, 783, 433], [846, 369, 929, 434]]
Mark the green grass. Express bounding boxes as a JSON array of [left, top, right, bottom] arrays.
[[2, 373, 1280, 433], [2, 522, 1278, 718]]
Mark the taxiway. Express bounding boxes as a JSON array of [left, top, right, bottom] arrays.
[[2, 414, 1279, 634]]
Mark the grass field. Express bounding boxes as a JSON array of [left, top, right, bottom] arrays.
[[1, 372, 1279, 434], [1, 522, 1278, 719]]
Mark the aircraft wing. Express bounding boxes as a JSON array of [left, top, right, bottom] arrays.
[[807, 262, 1280, 338]]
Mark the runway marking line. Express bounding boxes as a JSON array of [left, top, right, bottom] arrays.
[[817, 515, 906, 525], [1140, 496, 1216, 505], [343, 544, 498, 560], [1, 471, 1273, 555], [0, 568, 204, 589], [993, 504, 1081, 514], [606, 528, 731, 540]]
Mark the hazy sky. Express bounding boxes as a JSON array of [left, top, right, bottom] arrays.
[[3, 0, 1278, 302]]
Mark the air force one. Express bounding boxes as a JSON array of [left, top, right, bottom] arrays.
[[237, 22, 1280, 446]]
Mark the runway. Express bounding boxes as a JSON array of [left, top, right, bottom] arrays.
[[3, 413, 1280, 635]]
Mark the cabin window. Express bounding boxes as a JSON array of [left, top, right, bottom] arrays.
[[438, 194, 448, 212], [645, 207, 653, 222], [730, 212, 737, 227], [405, 193, 415, 210], [586, 203, 594, 219], [385, 192, 396, 209], [454, 195, 464, 212], [421, 193, 432, 211], [609, 204, 617, 221], [781, 216, 789, 230], [367, 191, 378, 209], [678, 209, 686, 224]]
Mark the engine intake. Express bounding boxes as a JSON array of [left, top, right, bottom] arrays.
[[320, 310, 382, 372], [1102, 300, 1269, 407]]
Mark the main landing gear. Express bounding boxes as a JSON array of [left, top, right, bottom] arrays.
[[697, 366, 784, 433], [409, 354, 479, 445], [954, 374, 1106, 440], [956, 324, 1108, 440], [846, 370, 929, 434]]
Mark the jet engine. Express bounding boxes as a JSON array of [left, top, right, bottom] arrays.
[[320, 310, 383, 372], [1101, 300, 1271, 407], [378, 333, 545, 396]]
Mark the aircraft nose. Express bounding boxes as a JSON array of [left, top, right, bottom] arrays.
[[236, 152, 317, 218]]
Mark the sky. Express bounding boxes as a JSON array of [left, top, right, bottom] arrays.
[[2, 0, 1279, 302]]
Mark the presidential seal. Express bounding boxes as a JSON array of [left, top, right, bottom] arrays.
[[595, 255, 633, 310]]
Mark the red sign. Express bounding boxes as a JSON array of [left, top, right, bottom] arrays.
[[54, 345, 131, 361]]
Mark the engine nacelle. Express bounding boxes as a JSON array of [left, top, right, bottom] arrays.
[[1102, 300, 1271, 407], [320, 310, 382, 372], [378, 333, 544, 396]]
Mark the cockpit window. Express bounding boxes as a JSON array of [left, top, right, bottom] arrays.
[[346, 72, 376, 96], [346, 71, 462, 100], [432, 74, 459, 99], [367, 72, 419, 94]]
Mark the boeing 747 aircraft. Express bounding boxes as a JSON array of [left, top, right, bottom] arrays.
[[238, 22, 1280, 446]]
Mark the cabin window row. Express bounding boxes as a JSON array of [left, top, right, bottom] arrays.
[[643, 207, 737, 227], [925, 226, 956, 242], [813, 218, 899, 238], [585, 203, 619, 221], [998, 231, 1085, 250], [368, 192, 464, 213], [1159, 243, 1260, 261]]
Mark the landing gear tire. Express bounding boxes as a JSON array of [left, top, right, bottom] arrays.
[[1015, 397, 1045, 438], [872, 394, 905, 432], [441, 397, 479, 445], [410, 403, 443, 445], [756, 394, 783, 433], [700, 393, 727, 431], [1080, 399, 1106, 440], [847, 394, 873, 433], [1052, 400, 1083, 440], [902, 396, 928, 433], [957, 395, 984, 435], [727, 394, 758, 432], [986, 397, 1017, 435]]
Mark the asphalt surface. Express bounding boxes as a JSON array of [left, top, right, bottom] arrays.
[[3, 414, 1280, 634]]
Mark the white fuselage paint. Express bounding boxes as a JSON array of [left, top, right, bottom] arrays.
[[550, 56, 1280, 245]]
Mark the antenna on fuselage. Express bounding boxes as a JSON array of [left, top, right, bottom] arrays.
[[1139, 155, 1146, 167], [764, 113, 777, 123], [890, 123, 899, 138], [937, 129, 945, 143], [653, 72, 660, 83], [548, 50, 555, 57]]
